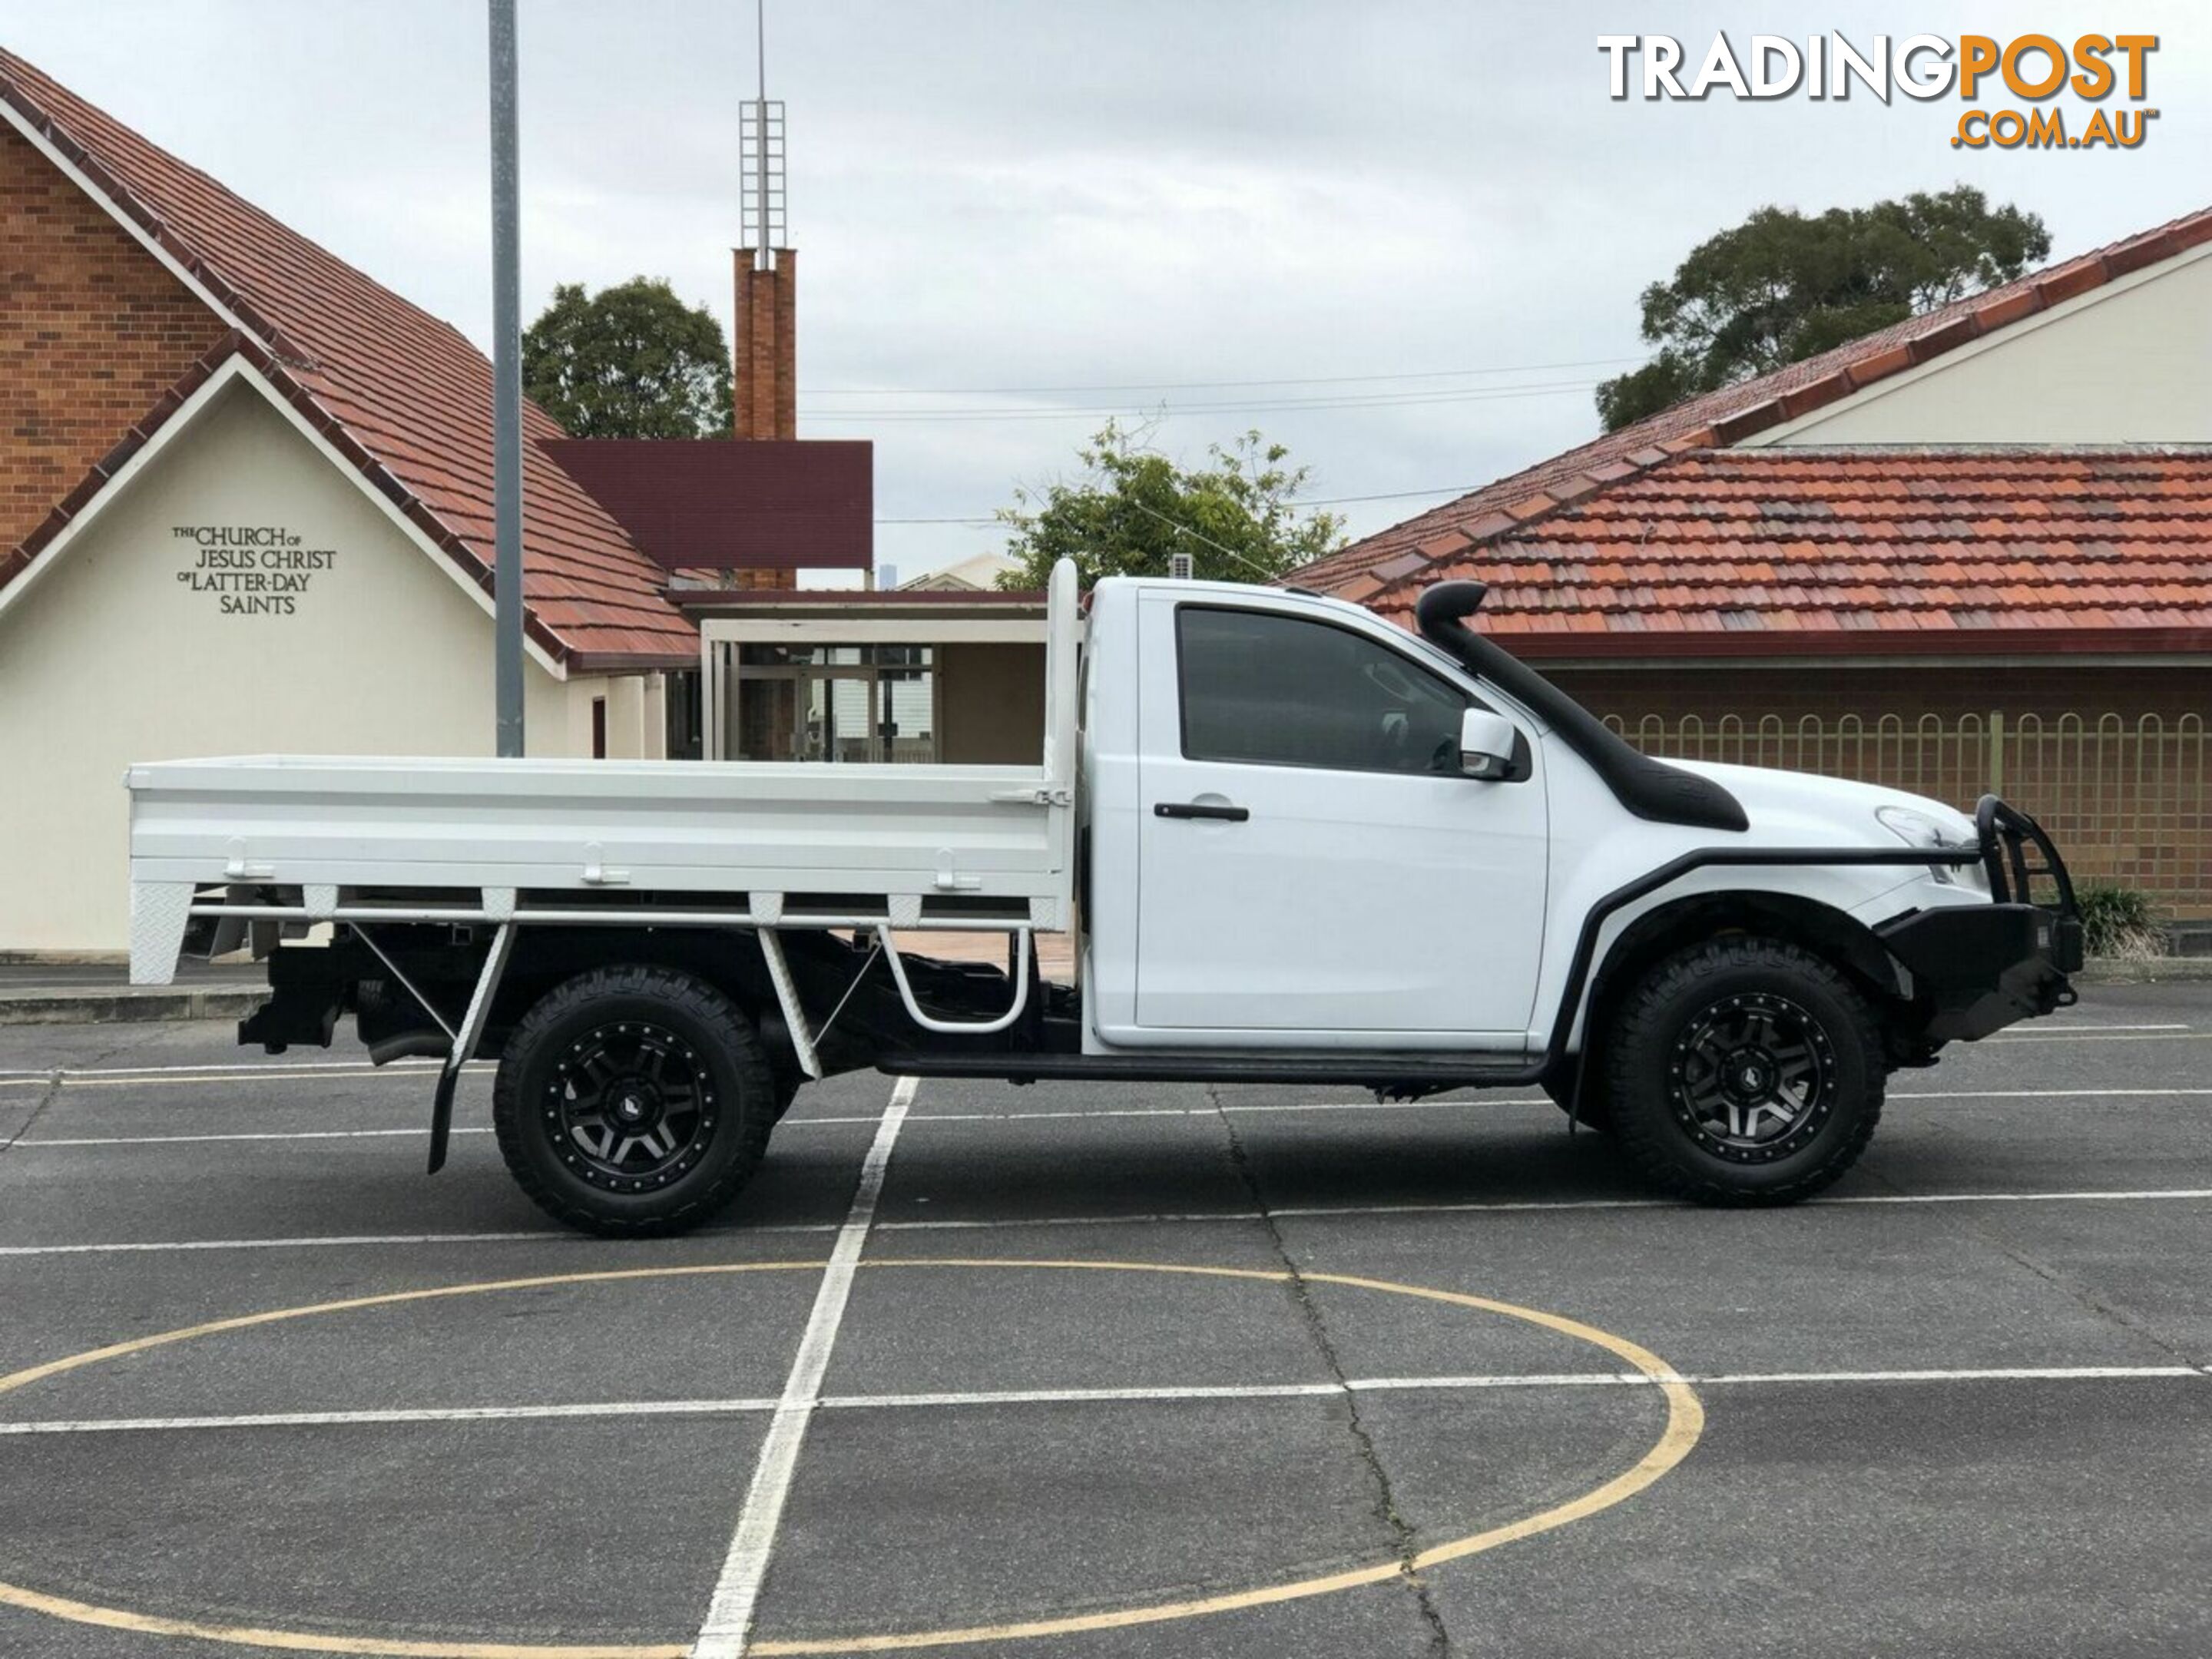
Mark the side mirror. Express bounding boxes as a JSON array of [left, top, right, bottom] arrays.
[[1459, 708, 1518, 780]]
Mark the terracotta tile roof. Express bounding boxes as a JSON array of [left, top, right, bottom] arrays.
[[1293, 204, 2212, 596], [0, 50, 696, 668], [1343, 447, 2212, 658]]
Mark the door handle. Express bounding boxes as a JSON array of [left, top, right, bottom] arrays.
[[1154, 801, 1250, 822]]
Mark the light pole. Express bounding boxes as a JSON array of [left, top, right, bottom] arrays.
[[488, 0, 525, 757]]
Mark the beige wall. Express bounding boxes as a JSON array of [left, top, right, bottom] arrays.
[[939, 642, 1047, 765], [1756, 247, 2212, 446], [0, 379, 661, 952]]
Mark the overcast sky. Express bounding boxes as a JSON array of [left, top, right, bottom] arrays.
[[8, 2, 2207, 578]]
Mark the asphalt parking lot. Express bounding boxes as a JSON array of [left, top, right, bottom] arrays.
[[0, 985, 2207, 1659]]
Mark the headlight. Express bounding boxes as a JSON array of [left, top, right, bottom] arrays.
[[1876, 806, 1958, 848], [1876, 805, 1972, 884]]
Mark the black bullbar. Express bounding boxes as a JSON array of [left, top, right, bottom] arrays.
[[1875, 793, 2082, 1045]]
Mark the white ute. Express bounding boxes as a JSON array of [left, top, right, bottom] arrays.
[[127, 560, 2082, 1233]]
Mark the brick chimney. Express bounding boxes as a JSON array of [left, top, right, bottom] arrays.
[[733, 247, 796, 442], [724, 247, 799, 591]]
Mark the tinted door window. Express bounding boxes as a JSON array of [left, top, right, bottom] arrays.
[[1177, 607, 1469, 775]]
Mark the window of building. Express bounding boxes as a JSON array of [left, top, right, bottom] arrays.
[[591, 696, 608, 760], [718, 643, 939, 763], [664, 669, 704, 760], [1176, 606, 1468, 775]]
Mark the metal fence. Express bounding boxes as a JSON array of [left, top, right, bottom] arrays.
[[1603, 712, 2212, 916]]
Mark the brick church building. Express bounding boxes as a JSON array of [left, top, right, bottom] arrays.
[[0, 49, 877, 950]]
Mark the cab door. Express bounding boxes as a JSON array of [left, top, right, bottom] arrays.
[[1133, 594, 1548, 1043]]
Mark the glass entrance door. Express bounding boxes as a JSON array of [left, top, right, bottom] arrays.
[[716, 644, 938, 763], [799, 669, 876, 763]]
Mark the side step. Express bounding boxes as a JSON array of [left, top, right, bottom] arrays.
[[882, 1050, 1540, 1088]]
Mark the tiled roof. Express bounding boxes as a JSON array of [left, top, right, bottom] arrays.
[[0, 50, 696, 667], [1293, 204, 2212, 595], [1340, 448, 2212, 658]]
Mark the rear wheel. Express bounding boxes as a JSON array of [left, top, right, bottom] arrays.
[[1604, 938, 1883, 1205], [493, 965, 776, 1236]]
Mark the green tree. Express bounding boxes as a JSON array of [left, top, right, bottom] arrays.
[[1595, 187, 2051, 430], [995, 421, 1346, 590], [523, 277, 733, 438]]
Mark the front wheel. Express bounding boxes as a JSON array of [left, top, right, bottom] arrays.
[[1603, 938, 1883, 1205], [492, 965, 777, 1236]]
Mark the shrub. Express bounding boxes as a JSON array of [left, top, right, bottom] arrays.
[[2075, 883, 2166, 959]]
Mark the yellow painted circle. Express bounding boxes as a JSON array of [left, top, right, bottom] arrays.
[[0, 1258, 1704, 1657]]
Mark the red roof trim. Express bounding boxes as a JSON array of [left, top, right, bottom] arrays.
[[1495, 626, 2212, 661], [669, 587, 1047, 609], [568, 651, 699, 674]]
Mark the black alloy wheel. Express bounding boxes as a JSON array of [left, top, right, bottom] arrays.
[[1604, 937, 1884, 1205], [493, 965, 775, 1236], [1665, 990, 1835, 1163], [549, 1021, 714, 1193]]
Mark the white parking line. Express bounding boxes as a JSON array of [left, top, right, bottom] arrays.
[[4, 1363, 2204, 1439], [2, 1098, 1551, 1147], [0, 1057, 449, 1078], [1823, 1187, 2212, 1207], [1995, 1023, 2190, 1035], [874, 1084, 2212, 1122], [868, 1188, 2212, 1233], [0, 1068, 443, 1094], [892, 1083, 2212, 1118], [3, 1183, 2208, 1260], [50, 1071, 435, 1091], [0, 1015, 2191, 1092], [16, 1082, 2208, 1151], [0, 1397, 783, 1435], [881, 1098, 1556, 1125], [881, 1186, 2212, 1230], [1263, 1187, 2212, 1223], [1890, 1087, 2212, 1101], [0, 1061, 453, 1086], [0, 1100, 1560, 1147], [0, 1229, 585, 1257], [17, 1127, 495, 1148], [1987, 1032, 2207, 1044], [691, 1075, 913, 1659], [1680, 1364, 2208, 1386]]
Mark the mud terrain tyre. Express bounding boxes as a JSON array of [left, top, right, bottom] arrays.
[[494, 965, 776, 1236], [1605, 938, 1883, 1205]]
